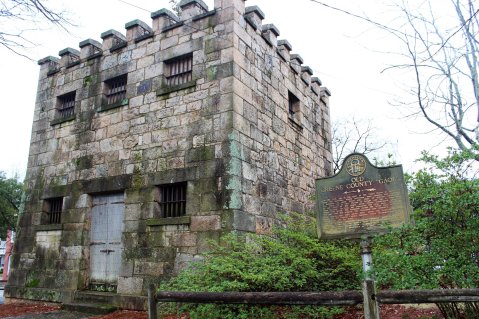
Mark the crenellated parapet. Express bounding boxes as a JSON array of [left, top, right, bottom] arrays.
[[79, 39, 102, 60], [100, 29, 127, 52], [244, 6, 264, 31], [125, 19, 154, 43], [179, 0, 209, 20], [38, 0, 328, 105], [58, 47, 80, 68], [151, 9, 179, 32]]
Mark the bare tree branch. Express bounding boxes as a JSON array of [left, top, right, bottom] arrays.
[[0, 0, 73, 58], [332, 117, 391, 173], [369, 0, 479, 158]]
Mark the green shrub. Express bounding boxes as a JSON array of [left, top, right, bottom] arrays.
[[373, 149, 479, 318], [160, 213, 360, 319]]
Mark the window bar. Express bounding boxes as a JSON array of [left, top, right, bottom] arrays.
[[181, 185, 185, 215], [160, 188, 164, 218], [59, 94, 75, 119], [166, 56, 193, 87], [163, 187, 167, 218], [166, 187, 169, 218], [49, 199, 62, 224], [166, 187, 170, 218], [170, 186, 174, 218], [107, 76, 127, 105], [183, 58, 186, 84], [175, 184, 180, 217], [160, 183, 186, 218]]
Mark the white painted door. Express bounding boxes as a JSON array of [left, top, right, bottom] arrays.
[[90, 193, 124, 290]]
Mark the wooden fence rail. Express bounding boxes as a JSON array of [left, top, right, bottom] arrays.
[[377, 289, 479, 304], [147, 284, 479, 319]]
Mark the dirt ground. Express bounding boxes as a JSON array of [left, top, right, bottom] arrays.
[[334, 304, 443, 318], [0, 302, 443, 318], [0, 303, 147, 319]]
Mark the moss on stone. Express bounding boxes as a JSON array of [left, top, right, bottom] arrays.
[[74, 155, 93, 170], [26, 278, 40, 288], [83, 75, 93, 87], [186, 145, 215, 163], [207, 65, 218, 81]]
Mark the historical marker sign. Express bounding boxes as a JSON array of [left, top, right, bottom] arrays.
[[316, 153, 411, 239]]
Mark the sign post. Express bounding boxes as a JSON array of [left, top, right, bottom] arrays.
[[316, 154, 411, 319], [360, 238, 379, 319]]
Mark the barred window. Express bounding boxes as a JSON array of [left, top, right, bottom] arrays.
[[158, 182, 187, 218], [165, 54, 193, 87], [105, 74, 127, 105], [57, 92, 76, 119], [45, 198, 63, 224]]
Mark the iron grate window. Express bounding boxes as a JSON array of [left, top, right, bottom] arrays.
[[46, 197, 63, 224], [58, 92, 76, 119], [159, 182, 187, 218], [105, 74, 128, 105], [165, 54, 193, 87]]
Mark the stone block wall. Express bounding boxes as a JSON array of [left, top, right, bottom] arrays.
[[228, 8, 333, 235], [7, 0, 333, 308]]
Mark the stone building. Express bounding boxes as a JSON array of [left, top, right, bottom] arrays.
[[6, 0, 332, 309]]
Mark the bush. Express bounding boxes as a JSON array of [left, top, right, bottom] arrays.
[[373, 149, 479, 318], [160, 213, 361, 319]]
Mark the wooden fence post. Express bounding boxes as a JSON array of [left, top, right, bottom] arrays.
[[148, 284, 158, 319], [363, 279, 380, 319]]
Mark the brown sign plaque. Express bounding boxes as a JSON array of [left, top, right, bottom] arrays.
[[316, 153, 411, 239]]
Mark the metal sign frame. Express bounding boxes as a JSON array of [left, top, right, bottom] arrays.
[[316, 153, 411, 239]]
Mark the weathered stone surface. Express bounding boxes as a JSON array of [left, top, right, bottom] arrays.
[[190, 215, 221, 231], [10, 0, 333, 309], [117, 276, 143, 294]]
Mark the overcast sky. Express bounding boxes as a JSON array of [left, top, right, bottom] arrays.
[[0, 0, 451, 179]]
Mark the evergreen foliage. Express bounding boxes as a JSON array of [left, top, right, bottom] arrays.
[[0, 171, 23, 238], [161, 213, 360, 319], [374, 149, 479, 317]]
